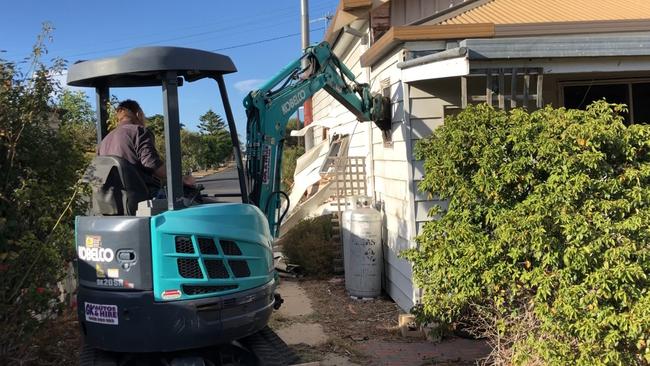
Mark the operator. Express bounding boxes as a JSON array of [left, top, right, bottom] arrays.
[[98, 99, 195, 197]]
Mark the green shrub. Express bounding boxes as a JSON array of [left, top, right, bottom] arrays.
[[281, 145, 305, 192], [405, 102, 650, 365], [280, 215, 333, 277], [0, 26, 90, 363]]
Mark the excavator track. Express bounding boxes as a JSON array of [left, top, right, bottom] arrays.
[[240, 326, 300, 366], [79, 326, 300, 366]]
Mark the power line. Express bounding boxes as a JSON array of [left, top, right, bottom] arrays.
[[25, 2, 338, 61], [212, 27, 326, 52], [8, 0, 338, 59]]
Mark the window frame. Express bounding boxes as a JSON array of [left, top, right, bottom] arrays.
[[559, 78, 650, 124]]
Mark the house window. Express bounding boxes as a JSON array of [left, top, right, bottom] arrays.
[[320, 134, 350, 176], [562, 80, 650, 125]]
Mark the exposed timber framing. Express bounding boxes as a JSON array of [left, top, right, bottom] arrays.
[[460, 68, 544, 110]]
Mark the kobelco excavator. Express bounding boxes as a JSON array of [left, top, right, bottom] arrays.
[[69, 41, 390, 365]]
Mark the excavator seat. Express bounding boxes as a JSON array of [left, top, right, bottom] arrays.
[[83, 156, 150, 216]]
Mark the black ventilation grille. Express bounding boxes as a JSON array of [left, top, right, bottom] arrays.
[[220, 240, 242, 256], [205, 259, 229, 279], [197, 237, 219, 255], [183, 285, 238, 295], [177, 258, 203, 279], [228, 260, 251, 278], [175, 236, 194, 254]]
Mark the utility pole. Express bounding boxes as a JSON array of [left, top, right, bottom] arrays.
[[301, 0, 310, 55], [300, 0, 313, 127]]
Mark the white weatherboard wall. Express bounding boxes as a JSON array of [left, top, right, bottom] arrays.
[[407, 78, 459, 235], [310, 25, 418, 311]]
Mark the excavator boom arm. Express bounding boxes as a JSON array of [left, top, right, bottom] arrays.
[[244, 42, 390, 236]]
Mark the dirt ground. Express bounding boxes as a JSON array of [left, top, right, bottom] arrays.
[[10, 310, 82, 366], [272, 277, 490, 365]]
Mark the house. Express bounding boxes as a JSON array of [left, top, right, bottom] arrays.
[[287, 0, 650, 311]]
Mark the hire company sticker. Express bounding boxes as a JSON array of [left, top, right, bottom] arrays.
[[84, 302, 119, 325]]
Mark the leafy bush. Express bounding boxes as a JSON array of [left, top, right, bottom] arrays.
[[0, 27, 90, 363], [144, 112, 232, 173], [281, 145, 305, 191], [405, 102, 650, 365], [279, 215, 333, 277]]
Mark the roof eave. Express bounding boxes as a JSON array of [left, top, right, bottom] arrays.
[[360, 18, 650, 67]]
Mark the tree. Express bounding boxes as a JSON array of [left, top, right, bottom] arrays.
[[56, 89, 96, 151], [406, 102, 650, 365], [180, 129, 205, 173], [197, 109, 231, 168], [284, 117, 301, 147], [0, 26, 89, 363], [198, 109, 226, 135]]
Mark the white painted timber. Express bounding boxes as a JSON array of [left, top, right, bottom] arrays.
[[472, 56, 650, 75], [402, 56, 470, 83]]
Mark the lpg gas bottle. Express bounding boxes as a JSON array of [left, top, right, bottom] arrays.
[[342, 196, 382, 298]]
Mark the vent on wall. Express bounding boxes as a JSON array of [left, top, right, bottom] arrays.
[[380, 78, 393, 145]]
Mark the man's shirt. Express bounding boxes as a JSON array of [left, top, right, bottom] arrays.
[[98, 121, 163, 183]]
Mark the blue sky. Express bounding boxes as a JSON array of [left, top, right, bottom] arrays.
[[1, 0, 339, 133]]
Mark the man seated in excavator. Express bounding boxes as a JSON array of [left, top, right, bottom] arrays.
[[92, 99, 197, 215]]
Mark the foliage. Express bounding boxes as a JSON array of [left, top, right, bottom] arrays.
[[285, 117, 301, 147], [180, 129, 204, 173], [142, 112, 232, 173], [279, 215, 334, 277], [405, 102, 650, 365], [198, 109, 226, 135], [281, 145, 304, 191], [56, 89, 96, 151], [198, 109, 231, 169], [0, 25, 89, 364], [280, 117, 304, 191]]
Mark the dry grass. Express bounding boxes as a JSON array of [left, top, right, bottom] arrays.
[[3, 309, 80, 366]]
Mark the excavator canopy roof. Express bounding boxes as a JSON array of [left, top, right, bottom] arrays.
[[67, 46, 237, 87]]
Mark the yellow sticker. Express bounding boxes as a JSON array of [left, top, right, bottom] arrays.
[[107, 268, 119, 279], [95, 264, 105, 278], [85, 235, 102, 248]]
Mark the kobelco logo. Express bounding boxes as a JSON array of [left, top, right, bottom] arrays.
[[78, 246, 114, 263], [281, 90, 306, 115]]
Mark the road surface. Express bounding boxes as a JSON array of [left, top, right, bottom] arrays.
[[197, 166, 243, 203]]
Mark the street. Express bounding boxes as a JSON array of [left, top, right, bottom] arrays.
[[197, 166, 243, 203]]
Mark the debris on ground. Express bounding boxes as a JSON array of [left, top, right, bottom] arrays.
[[271, 277, 491, 365], [274, 252, 305, 278]]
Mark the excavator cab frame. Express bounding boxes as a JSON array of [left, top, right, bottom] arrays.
[[68, 46, 249, 208]]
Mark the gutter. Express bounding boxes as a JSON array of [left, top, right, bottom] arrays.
[[331, 19, 368, 57], [397, 47, 468, 69]]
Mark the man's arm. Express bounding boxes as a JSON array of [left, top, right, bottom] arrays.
[[138, 128, 195, 186], [136, 128, 165, 176]]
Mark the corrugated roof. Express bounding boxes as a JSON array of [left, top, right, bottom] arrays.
[[441, 0, 650, 25]]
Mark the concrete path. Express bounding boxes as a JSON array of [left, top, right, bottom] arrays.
[[273, 280, 360, 365], [276, 281, 314, 318], [274, 280, 327, 347]]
